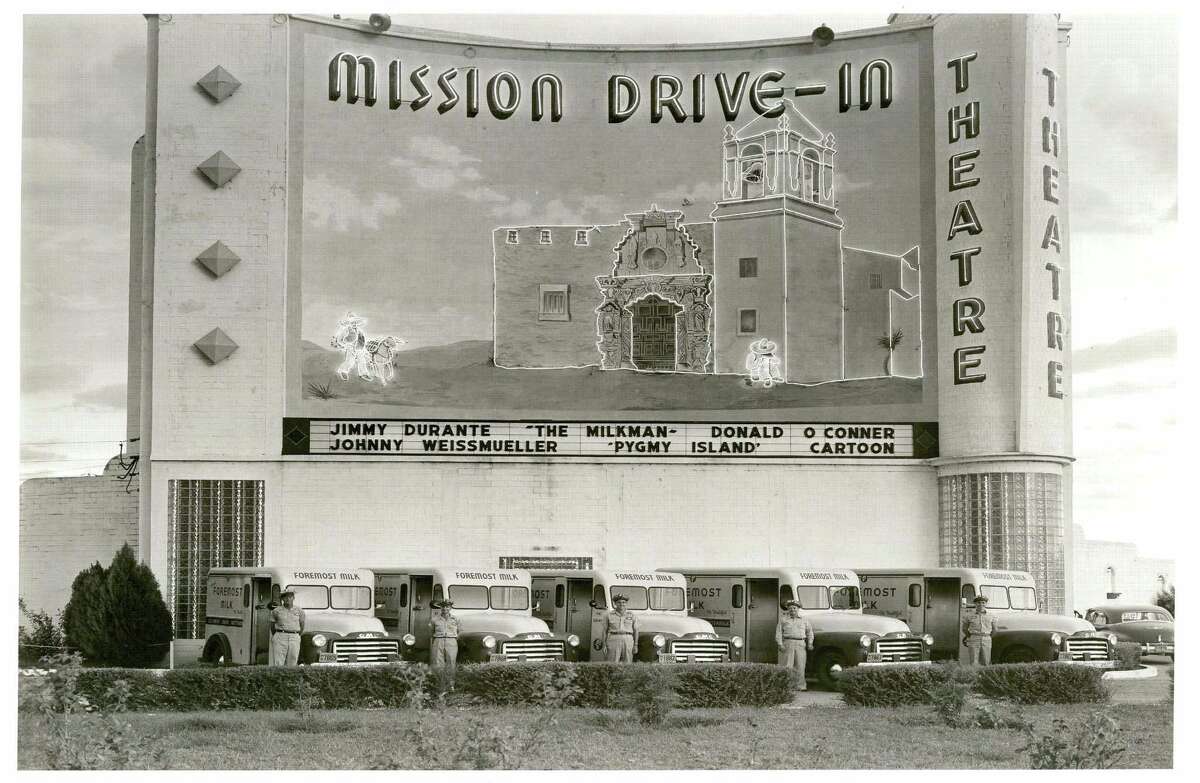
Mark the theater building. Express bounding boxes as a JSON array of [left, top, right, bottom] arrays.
[[128, 13, 1076, 651]]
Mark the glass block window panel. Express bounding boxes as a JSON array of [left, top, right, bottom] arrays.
[[938, 472, 1065, 614], [538, 284, 570, 321], [168, 479, 265, 639], [738, 309, 758, 335]]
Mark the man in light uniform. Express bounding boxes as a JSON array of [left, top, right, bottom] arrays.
[[604, 594, 638, 663], [430, 599, 460, 669], [962, 594, 995, 665], [270, 589, 305, 666], [775, 599, 815, 689]]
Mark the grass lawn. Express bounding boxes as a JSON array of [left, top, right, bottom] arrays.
[[18, 702, 1173, 770]]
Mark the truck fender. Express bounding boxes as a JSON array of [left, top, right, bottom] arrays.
[[202, 634, 232, 665]]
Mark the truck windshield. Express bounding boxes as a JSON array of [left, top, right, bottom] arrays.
[[490, 586, 529, 610], [649, 587, 685, 611], [448, 585, 489, 609], [794, 586, 831, 610], [614, 587, 648, 609], [830, 586, 861, 610], [285, 585, 329, 609], [331, 586, 372, 610], [980, 585, 1010, 609], [1008, 587, 1037, 610]]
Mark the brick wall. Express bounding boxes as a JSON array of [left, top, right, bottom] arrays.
[[19, 461, 139, 618]]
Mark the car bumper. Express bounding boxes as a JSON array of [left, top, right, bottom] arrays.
[[856, 660, 933, 668], [1139, 643, 1175, 656], [1060, 659, 1118, 669]]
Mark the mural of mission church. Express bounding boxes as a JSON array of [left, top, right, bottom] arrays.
[[493, 101, 922, 385]]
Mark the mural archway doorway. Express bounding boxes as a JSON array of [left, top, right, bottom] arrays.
[[628, 294, 681, 371]]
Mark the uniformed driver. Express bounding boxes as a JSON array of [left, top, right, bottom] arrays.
[[270, 589, 305, 666], [962, 594, 995, 665], [775, 599, 815, 688], [604, 594, 638, 663]]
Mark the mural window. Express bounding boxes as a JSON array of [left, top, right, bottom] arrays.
[[506, 229, 519, 244], [739, 257, 758, 278], [738, 308, 758, 335], [538, 284, 570, 322], [167, 479, 265, 639], [869, 273, 883, 290], [539, 228, 552, 244], [575, 229, 589, 246]]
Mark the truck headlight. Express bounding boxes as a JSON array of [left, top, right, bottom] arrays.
[[652, 634, 667, 648], [567, 634, 580, 647], [1050, 633, 1063, 647], [922, 634, 934, 646], [402, 633, 416, 646], [859, 634, 873, 649], [1104, 632, 1118, 646], [482, 635, 496, 649], [310, 634, 328, 649], [731, 635, 744, 649]]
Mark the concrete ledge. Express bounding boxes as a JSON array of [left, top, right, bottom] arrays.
[[1102, 664, 1158, 680]]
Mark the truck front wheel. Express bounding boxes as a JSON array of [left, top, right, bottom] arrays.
[[1000, 645, 1037, 664], [814, 650, 846, 689]]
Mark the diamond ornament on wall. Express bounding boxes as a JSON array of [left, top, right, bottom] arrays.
[[196, 241, 241, 278], [197, 66, 242, 103], [193, 328, 239, 364], [197, 151, 242, 187]]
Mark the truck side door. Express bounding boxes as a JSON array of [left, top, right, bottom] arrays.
[[860, 574, 919, 629], [924, 577, 963, 662], [567, 579, 593, 651], [252, 576, 272, 664], [374, 573, 407, 635], [409, 575, 434, 659], [746, 579, 779, 664]]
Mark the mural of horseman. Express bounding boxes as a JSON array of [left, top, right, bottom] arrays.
[[331, 312, 407, 386]]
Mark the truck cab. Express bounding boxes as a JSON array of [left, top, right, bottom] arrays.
[[372, 566, 579, 662], [201, 567, 401, 665], [857, 567, 1117, 667], [666, 567, 931, 686], [529, 569, 742, 662]]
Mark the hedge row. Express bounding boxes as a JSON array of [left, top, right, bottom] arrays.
[[62, 662, 793, 712], [837, 662, 1109, 707]]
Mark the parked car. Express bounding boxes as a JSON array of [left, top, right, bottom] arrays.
[[1084, 604, 1174, 660]]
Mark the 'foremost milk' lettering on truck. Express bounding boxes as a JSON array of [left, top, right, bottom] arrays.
[[856, 567, 1117, 667], [292, 571, 362, 581]]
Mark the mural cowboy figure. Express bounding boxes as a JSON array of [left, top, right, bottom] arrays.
[[963, 594, 996, 666], [746, 337, 784, 388], [331, 312, 371, 381]]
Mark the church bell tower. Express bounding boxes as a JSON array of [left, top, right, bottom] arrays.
[[711, 101, 846, 384]]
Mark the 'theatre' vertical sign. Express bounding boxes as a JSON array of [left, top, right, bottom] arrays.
[[1019, 16, 1072, 455]]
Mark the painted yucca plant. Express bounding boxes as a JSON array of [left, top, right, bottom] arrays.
[[877, 329, 904, 376]]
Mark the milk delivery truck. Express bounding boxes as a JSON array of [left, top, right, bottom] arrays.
[[856, 567, 1117, 666], [528, 569, 743, 662], [666, 567, 932, 686], [201, 567, 402, 665], [372, 566, 580, 662]]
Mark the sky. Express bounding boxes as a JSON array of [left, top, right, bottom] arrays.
[[17, 8, 1181, 559]]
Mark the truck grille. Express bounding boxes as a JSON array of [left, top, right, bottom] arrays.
[[1065, 638, 1111, 661], [499, 639, 566, 661], [330, 637, 401, 663], [873, 637, 924, 662], [668, 639, 730, 662]]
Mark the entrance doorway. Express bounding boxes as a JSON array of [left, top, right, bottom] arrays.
[[629, 295, 679, 371]]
